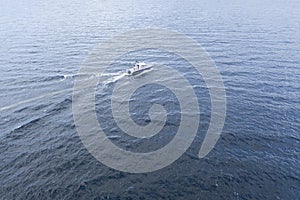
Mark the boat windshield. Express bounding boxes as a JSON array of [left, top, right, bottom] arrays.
[[135, 62, 146, 68]]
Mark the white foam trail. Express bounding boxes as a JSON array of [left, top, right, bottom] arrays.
[[102, 72, 127, 85], [101, 72, 124, 77]]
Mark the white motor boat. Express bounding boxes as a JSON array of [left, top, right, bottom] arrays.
[[127, 62, 152, 76]]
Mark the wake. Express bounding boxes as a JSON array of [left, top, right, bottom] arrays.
[[0, 71, 127, 112], [101, 71, 127, 85]]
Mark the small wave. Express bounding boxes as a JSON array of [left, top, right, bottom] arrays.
[[42, 75, 65, 82], [50, 97, 72, 112], [0, 88, 72, 112], [107, 135, 121, 140], [12, 117, 41, 132]]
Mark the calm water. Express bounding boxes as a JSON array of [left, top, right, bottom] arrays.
[[1, 0, 300, 199]]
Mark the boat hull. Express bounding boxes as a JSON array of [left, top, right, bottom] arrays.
[[128, 65, 152, 76]]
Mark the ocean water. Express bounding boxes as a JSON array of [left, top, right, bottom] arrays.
[[1, 0, 300, 199]]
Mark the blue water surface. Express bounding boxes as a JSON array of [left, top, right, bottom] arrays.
[[0, 0, 299, 199]]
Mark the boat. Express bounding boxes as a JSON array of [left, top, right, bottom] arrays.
[[127, 62, 152, 76]]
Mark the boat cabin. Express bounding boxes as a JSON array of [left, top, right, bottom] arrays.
[[135, 62, 146, 69]]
